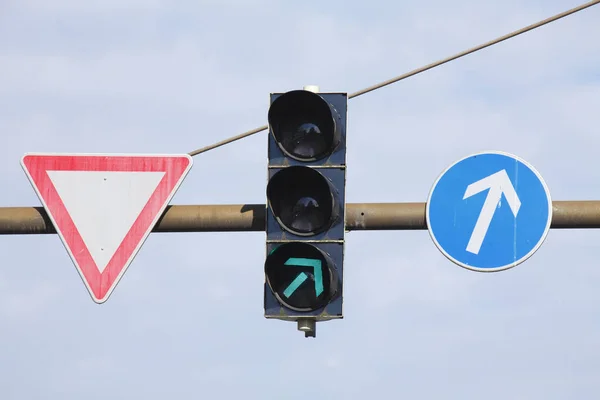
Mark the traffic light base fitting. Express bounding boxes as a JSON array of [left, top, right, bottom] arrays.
[[297, 318, 316, 338]]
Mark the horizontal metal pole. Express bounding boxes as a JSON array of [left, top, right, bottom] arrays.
[[0, 201, 598, 235]]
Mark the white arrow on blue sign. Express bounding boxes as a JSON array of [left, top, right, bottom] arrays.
[[426, 151, 552, 272]]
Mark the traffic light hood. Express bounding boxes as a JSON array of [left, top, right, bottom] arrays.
[[265, 242, 339, 312], [266, 166, 340, 237], [267, 90, 342, 162]]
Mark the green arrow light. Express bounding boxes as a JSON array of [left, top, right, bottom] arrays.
[[282, 257, 323, 298]]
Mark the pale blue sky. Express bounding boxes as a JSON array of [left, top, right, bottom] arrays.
[[1, 1, 600, 399]]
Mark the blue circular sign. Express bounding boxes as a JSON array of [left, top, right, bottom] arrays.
[[426, 151, 552, 272]]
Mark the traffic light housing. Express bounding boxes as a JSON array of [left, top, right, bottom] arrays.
[[264, 88, 347, 337]]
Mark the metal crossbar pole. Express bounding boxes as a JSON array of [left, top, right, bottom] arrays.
[[0, 201, 599, 235]]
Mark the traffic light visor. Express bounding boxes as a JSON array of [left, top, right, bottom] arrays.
[[267, 166, 337, 236], [268, 90, 341, 162], [265, 242, 338, 311]]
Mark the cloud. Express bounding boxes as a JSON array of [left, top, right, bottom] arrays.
[[5, 0, 167, 14], [0, 279, 62, 321]]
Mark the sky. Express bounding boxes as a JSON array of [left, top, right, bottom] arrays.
[[1, 0, 600, 398]]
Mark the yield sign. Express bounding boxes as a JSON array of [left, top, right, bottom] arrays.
[[21, 153, 193, 303]]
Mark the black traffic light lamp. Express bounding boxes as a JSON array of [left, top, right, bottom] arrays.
[[264, 88, 347, 337]]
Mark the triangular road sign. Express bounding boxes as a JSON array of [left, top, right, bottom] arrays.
[[21, 153, 193, 303]]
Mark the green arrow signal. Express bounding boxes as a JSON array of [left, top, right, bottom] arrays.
[[282, 257, 323, 298]]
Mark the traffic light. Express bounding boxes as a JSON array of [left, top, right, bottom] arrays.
[[264, 87, 347, 338]]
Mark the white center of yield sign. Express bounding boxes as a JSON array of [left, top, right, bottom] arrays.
[[47, 171, 165, 273]]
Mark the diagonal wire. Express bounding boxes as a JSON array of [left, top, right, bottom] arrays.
[[188, 0, 600, 157]]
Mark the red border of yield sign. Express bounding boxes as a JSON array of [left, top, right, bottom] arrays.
[[21, 153, 193, 303]]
